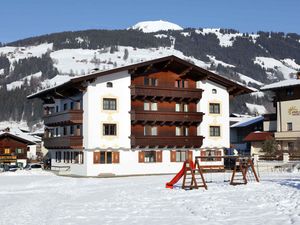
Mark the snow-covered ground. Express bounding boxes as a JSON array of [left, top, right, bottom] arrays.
[[0, 170, 299, 225]]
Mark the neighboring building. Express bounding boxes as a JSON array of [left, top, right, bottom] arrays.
[[28, 55, 251, 176], [261, 73, 300, 152], [243, 131, 274, 155], [230, 115, 264, 154], [0, 128, 41, 167]]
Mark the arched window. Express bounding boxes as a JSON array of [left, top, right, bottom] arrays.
[[106, 82, 113, 88], [212, 88, 217, 94]]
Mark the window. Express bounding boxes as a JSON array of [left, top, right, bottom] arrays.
[[176, 126, 189, 136], [70, 102, 74, 110], [144, 78, 158, 86], [288, 142, 295, 151], [106, 82, 113, 88], [103, 124, 117, 136], [4, 148, 11, 154], [287, 123, 293, 131], [63, 103, 68, 111], [201, 150, 222, 161], [55, 151, 61, 163], [94, 151, 114, 164], [175, 103, 188, 112], [56, 105, 59, 113], [70, 126, 74, 135], [144, 126, 157, 136], [144, 102, 157, 111], [175, 150, 188, 162], [286, 88, 294, 96], [212, 89, 217, 94], [210, 126, 221, 137], [15, 148, 23, 154], [103, 98, 117, 110], [144, 151, 156, 163], [209, 103, 220, 114], [175, 79, 188, 88], [63, 127, 67, 136]]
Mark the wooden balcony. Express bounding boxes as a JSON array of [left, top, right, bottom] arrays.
[[43, 136, 83, 149], [130, 111, 204, 125], [130, 85, 203, 102], [43, 110, 83, 126], [130, 136, 204, 148]]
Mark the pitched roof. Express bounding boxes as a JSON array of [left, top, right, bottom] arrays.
[[261, 79, 300, 91], [243, 131, 273, 142], [0, 128, 41, 144], [230, 115, 264, 128], [28, 55, 252, 99]]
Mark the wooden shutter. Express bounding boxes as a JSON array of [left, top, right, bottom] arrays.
[[215, 150, 222, 161], [174, 80, 178, 87], [138, 151, 145, 163], [184, 80, 188, 88], [112, 151, 120, 164], [94, 152, 100, 164], [170, 150, 176, 162], [188, 150, 193, 161], [156, 150, 162, 163]]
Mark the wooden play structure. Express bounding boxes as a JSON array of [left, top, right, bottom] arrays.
[[166, 156, 259, 190]]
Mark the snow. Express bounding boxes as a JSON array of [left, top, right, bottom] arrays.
[[0, 170, 299, 224], [238, 73, 263, 86], [0, 68, 4, 75], [246, 102, 267, 115], [181, 32, 191, 37], [254, 57, 297, 79], [154, 34, 168, 38], [129, 20, 183, 33], [0, 120, 29, 131], [261, 78, 300, 91], [251, 91, 265, 98], [207, 55, 235, 68], [0, 127, 41, 143], [6, 71, 42, 91], [281, 58, 300, 70]]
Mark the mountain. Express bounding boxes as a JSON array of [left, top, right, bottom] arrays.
[[1, 20, 300, 128]]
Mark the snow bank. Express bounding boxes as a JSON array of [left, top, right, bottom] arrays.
[[129, 20, 183, 33]]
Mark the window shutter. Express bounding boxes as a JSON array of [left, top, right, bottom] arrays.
[[184, 80, 188, 88], [175, 80, 178, 87], [170, 150, 176, 162], [93, 152, 100, 164], [138, 151, 145, 163], [156, 151, 163, 163], [216, 150, 222, 161], [112, 151, 120, 163], [188, 150, 193, 161]]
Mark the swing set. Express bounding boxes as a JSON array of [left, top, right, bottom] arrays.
[[166, 155, 259, 190]]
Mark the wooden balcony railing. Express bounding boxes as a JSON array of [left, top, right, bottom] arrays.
[[130, 85, 203, 101], [43, 136, 83, 149], [130, 136, 204, 148], [130, 111, 204, 124], [43, 110, 83, 126]]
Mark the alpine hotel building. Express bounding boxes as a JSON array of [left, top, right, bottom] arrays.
[[28, 56, 251, 176]]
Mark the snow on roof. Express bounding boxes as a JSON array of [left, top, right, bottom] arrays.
[[231, 115, 264, 128], [261, 78, 300, 91], [129, 20, 183, 33], [0, 127, 41, 144], [246, 103, 267, 115]]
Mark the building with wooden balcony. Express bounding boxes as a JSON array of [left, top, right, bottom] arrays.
[[28, 55, 251, 176], [261, 73, 300, 153]]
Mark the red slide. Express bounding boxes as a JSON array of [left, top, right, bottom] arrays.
[[166, 162, 187, 189]]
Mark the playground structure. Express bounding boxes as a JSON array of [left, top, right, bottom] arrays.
[[166, 155, 259, 190]]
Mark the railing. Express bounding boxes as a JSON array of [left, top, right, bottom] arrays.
[[43, 110, 83, 126], [130, 85, 203, 101], [43, 136, 83, 149], [130, 111, 204, 124], [130, 136, 204, 148]]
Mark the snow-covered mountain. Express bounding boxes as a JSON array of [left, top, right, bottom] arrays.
[[129, 20, 183, 33], [1, 20, 300, 126]]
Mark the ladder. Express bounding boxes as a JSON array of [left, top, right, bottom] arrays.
[[182, 160, 207, 190]]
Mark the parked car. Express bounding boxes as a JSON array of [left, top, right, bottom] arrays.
[[24, 163, 43, 170], [8, 165, 19, 172]]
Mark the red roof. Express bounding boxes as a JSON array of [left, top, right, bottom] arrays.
[[243, 132, 273, 142]]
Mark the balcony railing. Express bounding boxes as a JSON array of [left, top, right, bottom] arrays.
[[43, 110, 83, 126], [130, 111, 204, 124], [43, 136, 83, 149], [130, 136, 204, 148], [275, 131, 300, 140], [130, 85, 203, 101]]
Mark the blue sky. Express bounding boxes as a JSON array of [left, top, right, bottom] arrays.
[[0, 0, 299, 43]]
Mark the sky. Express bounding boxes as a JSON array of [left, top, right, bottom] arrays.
[[0, 0, 299, 43]]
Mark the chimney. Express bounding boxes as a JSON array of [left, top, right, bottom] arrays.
[[297, 72, 300, 80]]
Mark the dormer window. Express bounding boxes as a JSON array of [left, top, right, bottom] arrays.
[[106, 82, 113, 88], [212, 89, 217, 94]]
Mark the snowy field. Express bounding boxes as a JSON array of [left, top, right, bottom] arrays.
[[0, 170, 299, 225]]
